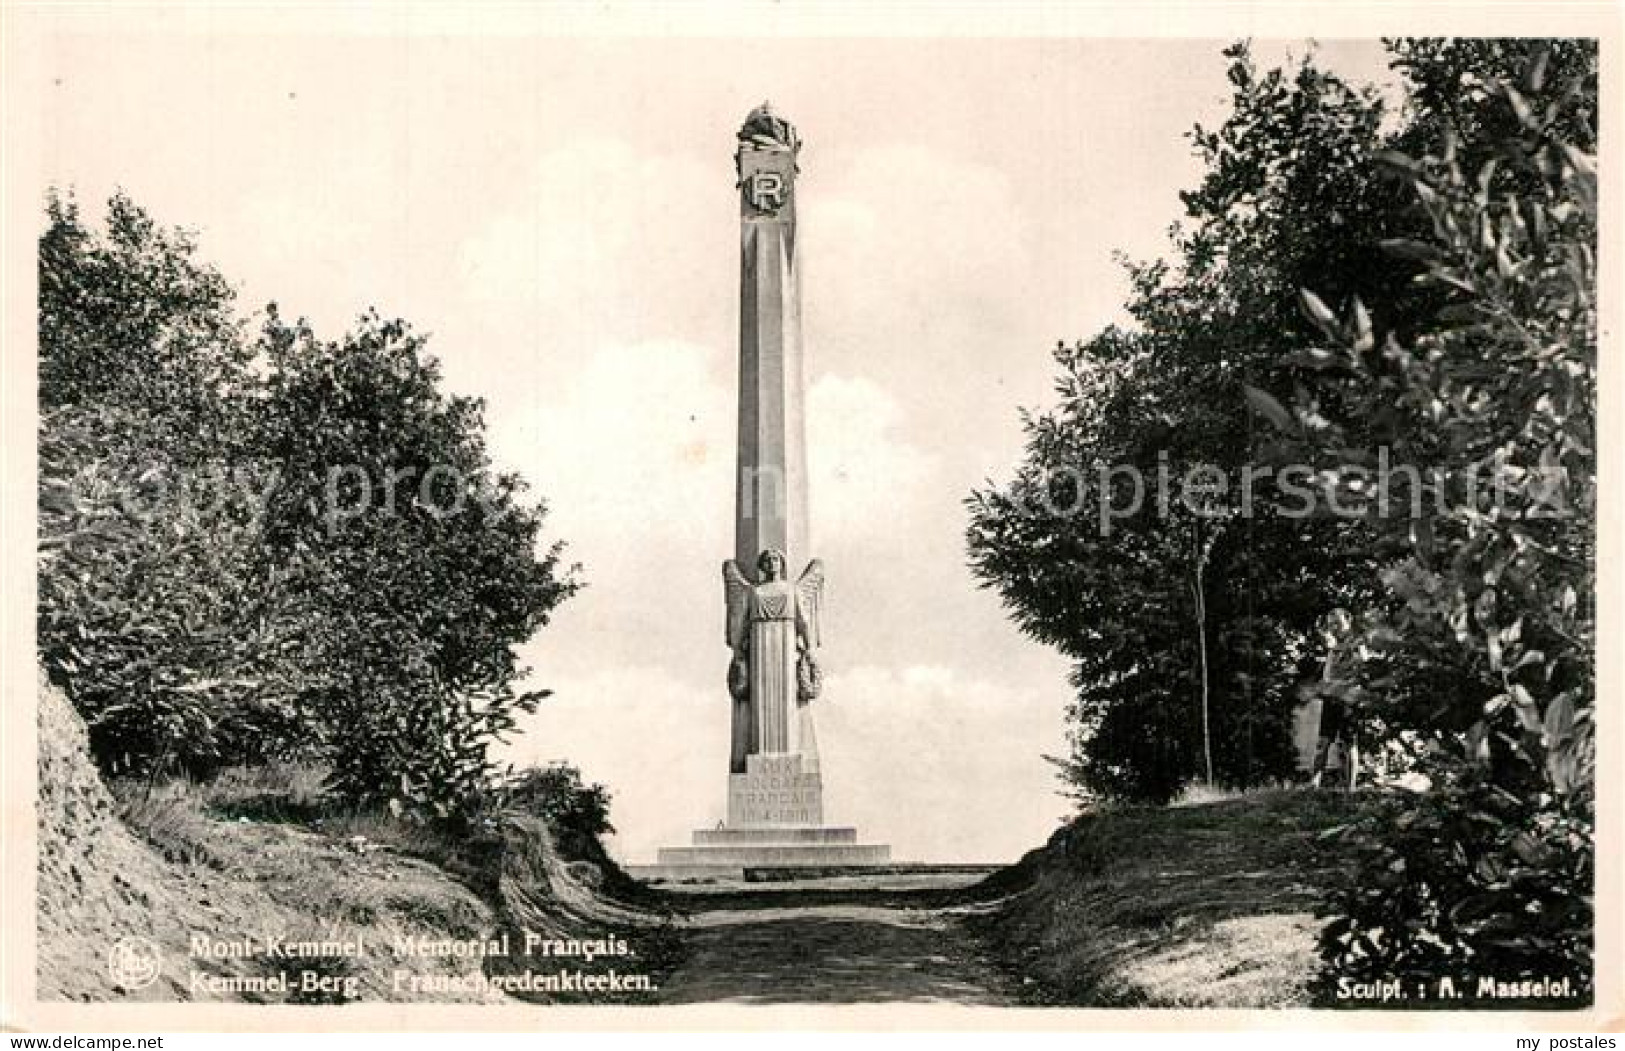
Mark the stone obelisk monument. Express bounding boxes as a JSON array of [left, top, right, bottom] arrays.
[[651, 104, 888, 876]]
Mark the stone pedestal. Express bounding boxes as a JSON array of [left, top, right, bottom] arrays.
[[727, 752, 822, 826], [650, 752, 890, 878], [652, 835, 891, 870]]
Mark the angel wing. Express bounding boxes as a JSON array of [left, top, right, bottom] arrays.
[[796, 558, 826, 651], [723, 559, 752, 651]]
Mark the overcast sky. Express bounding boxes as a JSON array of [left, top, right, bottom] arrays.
[[35, 28, 1398, 862]]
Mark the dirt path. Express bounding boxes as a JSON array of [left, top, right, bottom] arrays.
[[651, 873, 1012, 1005]]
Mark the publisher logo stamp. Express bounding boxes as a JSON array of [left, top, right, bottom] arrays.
[[108, 936, 162, 989]]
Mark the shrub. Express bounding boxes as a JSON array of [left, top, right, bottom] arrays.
[[1266, 45, 1596, 1000], [493, 763, 614, 854], [38, 403, 315, 778], [38, 194, 581, 820], [1315, 765, 1591, 1004]]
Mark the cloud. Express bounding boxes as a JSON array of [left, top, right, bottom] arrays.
[[503, 337, 733, 683], [495, 337, 1061, 864], [797, 143, 1057, 492], [807, 373, 937, 550], [477, 138, 1072, 864], [804, 143, 1033, 369], [456, 138, 729, 359], [448, 126, 1071, 867], [500, 335, 950, 675], [37, 35, 1398, 867]]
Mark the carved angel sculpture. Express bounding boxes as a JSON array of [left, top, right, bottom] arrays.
[[723, 549, 824, 773]]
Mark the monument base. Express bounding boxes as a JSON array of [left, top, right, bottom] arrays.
[[645, 752, 890, 880], [643, 829, 892, 881], [727, 751, 823, 826]]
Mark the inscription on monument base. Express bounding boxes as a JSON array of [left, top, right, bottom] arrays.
[[727, 752, 823, 827]]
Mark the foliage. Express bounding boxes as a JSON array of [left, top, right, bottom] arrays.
[[1387, 38, 1598, 182], [38, 194, 306, 777], [39, 414, 312, 776], [974, 789, 1368, 1007], [968, 44, 1404, 802], [1313, 771, 1591, 1005], [37, 193, 581, 819], [969, 36, 1595, 996], [496, 763, 615, 837], [1264, 43, 1596, 998], [251, 309, 580, 816], [39, 192, 250, 421]]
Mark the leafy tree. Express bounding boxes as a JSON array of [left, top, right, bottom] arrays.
[[38, 193, 295, 775], [969, 34, 1596, 993], [252, 309, 581, 815], [38, 403, 307, 776], [1387, 38, 1598, 183], [968, 45, 1407, 802], [1263, 44, 1596, 999], [39, 192, 250, 430], [38, 195, 582, 819]]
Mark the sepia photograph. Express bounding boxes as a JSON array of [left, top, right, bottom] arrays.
[[0, 1, 1616, 1034]]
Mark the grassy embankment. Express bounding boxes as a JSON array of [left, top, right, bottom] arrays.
[[969, 788, 1369, 1008], [37, 673, 683, 1003]]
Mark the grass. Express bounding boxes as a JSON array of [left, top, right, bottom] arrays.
[[970, 787, 1371, 1008], [104, 759, 686, 1003], [120, 764, 522, 891], [116, 760, 663, 901], [112, 779, 232, 869], [315, 807, 490, 867], [1170, 781, 1252, 807], [195, 760, 332, 823]]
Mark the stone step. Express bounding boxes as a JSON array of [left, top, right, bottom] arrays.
[[691, 826, 858, 845], [625, 863, 745, 882], [655, 842, 891, 868]]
